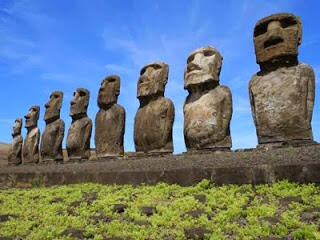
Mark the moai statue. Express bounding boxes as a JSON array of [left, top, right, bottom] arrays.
[[23, 106, 40, 164], [184, 46, 232, 151], [7, 118, 23, 165], [249, 13, 315, 148], [40, 91, 65, 163], [95, 75, 125, 159], [66, 88, 92, 161], [134, 62, 175, 154]]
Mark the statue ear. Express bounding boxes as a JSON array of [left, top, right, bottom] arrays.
[[161, 63, 169, 86], [296, 16, 302, 46]]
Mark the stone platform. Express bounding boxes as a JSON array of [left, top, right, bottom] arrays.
[[0, 145, 319, 188]]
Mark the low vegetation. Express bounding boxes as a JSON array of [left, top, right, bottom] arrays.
[[0, 180, 319, 240]]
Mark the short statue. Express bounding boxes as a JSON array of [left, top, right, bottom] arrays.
[[134, 62, 175, 153], [249, 13, 315, 147], [40, 91, 65, 163], [184, 46, 232, 151], [7, 118, 23, 165], [66, 88, 92, 161], [23, 106, 40, 164], [95, 75, 125, 158]]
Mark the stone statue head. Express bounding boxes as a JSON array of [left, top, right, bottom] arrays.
[[12, 118, 22, 136], [254, 13, 302, 64], [70, 88, 90, 118], [25, 106, 40, 129], [137, 61, 169, 99], [44, 91, 63, 122], [184, 46, 223, 89], [98, 75, 120, 109]]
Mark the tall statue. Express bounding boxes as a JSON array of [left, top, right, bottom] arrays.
[[184, 46, 232, 151], [66, 88, 92, 161], [134, 62, 175, 154], [7, 118, 23, 165], [40, 91, 65, 163], [23, 106, 40, 164], [249, 13, 315, 147], [95, 75, 125, 159]]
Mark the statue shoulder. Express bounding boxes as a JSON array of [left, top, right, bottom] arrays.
[[297, 62, 315, 76], [162, 97, 174, 108], [115, 104, 126, 115], [217, 85, 232, 99], [249, 73, 260, 88]]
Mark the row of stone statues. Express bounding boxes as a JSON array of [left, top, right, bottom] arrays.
[[7, 13, 316, 165]]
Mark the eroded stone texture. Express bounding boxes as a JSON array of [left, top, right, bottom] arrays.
[[7, 118, 23, 165], [23, 106, 40, 164], [134, 62, 174, 153], [184, 46, 232, 151], [95, 75, 125, 158], [40, 91, 65, 163], [67, 88, 92, 161], [249, 13, 315, 147]]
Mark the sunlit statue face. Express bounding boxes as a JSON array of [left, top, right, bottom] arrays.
[[184, 46, 222, 89], [44, 91, 63, 122], [70, 88, 90, 117], [12, 118, 22, 136], [137, 62, 169, 99], [25, 106, 40, 129], [98, 75, 120, 109], [253, 13, 302, 64]]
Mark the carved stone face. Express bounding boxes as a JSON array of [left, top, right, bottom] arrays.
[[184, 46, 222, 89], [25, 106, 40, 129], [70, 88, 90, 117], [137, 62, 168, 99], [98, 75, 120, 108], [44, 91, 63, 122], [254, 13, 302, 64], [12, 118, 22, 136]]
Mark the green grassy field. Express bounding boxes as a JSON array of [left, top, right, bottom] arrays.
[[0, 180, 319, 240]]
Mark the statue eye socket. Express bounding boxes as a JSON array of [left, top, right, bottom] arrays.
[[79, 91, 86, 97], [140, 68, 146, 75], [108, 78, 116, 82], [187, 55, 195, 64], [203, 50, 214, 57], [152, 65, 162, 70], [280, 17, 297, 28], [254, 23, 268, 37]]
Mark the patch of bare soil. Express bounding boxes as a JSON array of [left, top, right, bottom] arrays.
[[184, 227, 211, 239], [0, 214, 18, 222], [60, 228, 85, 239]]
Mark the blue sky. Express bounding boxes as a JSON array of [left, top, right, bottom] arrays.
[[0, 0, 319, 153]]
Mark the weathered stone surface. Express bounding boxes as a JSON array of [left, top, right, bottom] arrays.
[[22, 106, 40, 164], [95, 75, 125, 158], [249, 13, 315, 147], [0, 145, 320, 187], [40, 91, 65, 163], [134, 62, 174, 153], [66, 88, 92, 161], [7, 118, 23, 165], [184, 46, 232, 151]]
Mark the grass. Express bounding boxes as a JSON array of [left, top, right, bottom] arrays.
[[0, 180, 319, 240]]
